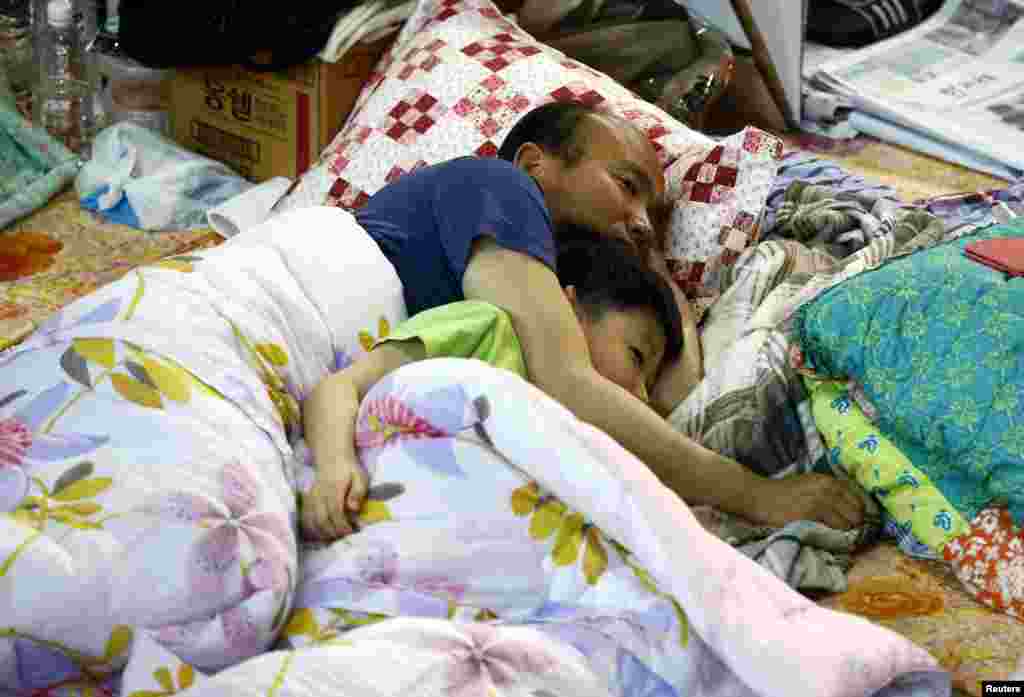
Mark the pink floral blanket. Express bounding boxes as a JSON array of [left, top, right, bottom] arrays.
[[0, 207, 949, 697]]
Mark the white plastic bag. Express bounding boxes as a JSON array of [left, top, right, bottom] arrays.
[[75, 121, 252, 231]]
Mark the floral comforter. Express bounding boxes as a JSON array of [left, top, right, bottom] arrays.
[[0, 206, 949, 696]]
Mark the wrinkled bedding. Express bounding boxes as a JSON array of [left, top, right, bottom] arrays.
[[280, 356, 950, 697], [665, 192, 969, 589], [0, 206, 950, 696], [668, 203, 947, 481], [718, 157, 1024, 625], [764, 153, 1024, 251], [793, 219, 1024, 622]]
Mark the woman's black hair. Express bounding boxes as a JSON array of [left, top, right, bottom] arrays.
[[497, 101, 602, 164], [555, 232, 683, 365]]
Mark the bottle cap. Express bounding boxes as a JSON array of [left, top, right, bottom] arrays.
[[46, 0, 73, 28]]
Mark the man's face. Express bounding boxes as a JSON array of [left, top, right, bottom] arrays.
[[538, 115, 666, 254]]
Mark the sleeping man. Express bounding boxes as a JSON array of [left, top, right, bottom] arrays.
[[301, 234, 684, 541], [302, 100, 867, 533]]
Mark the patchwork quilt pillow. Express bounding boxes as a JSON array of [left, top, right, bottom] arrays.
[[663, 134, 784, 310], [280, 0, 783, 304]]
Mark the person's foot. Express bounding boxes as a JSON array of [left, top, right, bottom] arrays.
[[806, 0, 946, 48]]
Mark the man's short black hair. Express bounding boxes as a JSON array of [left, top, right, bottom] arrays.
[[555, 232, 683, 365], [497, 101, 602, 164]]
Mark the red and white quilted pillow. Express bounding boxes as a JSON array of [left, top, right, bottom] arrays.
[[280, 0, 782, 304], [664, 131, 784, 312]]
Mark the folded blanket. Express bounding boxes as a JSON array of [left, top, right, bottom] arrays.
[[794, 220, 1024, 536]]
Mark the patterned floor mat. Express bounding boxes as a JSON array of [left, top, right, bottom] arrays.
[[822, 543, 1023, 695], [777, 132, 1010, 203], [0, 189, 223, 350]]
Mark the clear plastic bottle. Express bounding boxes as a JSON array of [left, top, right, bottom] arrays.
[[33, 0, 96, 156], [30, 0, 101, 114], [90, 0, 172, 136], [43, 0, 76, 79], [31, 0, 96, 48], [96, 51, 173, 136]]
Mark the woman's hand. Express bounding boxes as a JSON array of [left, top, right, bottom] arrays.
[[301, 459, 368, 542]]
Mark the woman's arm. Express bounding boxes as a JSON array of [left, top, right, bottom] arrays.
[[463, 237, 866, 530], [301, 341, 424, 540]]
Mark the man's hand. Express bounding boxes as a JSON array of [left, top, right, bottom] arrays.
[[300, 460, 368, 542], [747, 473, 867, 530]]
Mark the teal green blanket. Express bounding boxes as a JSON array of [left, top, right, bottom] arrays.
[[0, 96, 80, 229], [794, 220, 1024, 524]]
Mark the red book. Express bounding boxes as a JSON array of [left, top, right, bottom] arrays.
[[964, 237, 1024, 277]]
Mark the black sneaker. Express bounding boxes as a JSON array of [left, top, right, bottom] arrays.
[[806, 0, 946, 48]]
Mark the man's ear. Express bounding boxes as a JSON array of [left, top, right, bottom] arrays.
[[513, 142, 549, 178], [563, 285, 584, 321]]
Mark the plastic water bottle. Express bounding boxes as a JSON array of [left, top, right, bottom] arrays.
[[30, 0, 97, 50], [33, 0, 95, 156], [44, 0, 77, 80], [89, 0, 172, 136]]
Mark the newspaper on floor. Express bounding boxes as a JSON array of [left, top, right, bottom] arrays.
[[807, 0, 1024, 177]]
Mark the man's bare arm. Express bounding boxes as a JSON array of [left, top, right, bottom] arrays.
[[462, 238, 867, 530], [462, 238, 762, 514]]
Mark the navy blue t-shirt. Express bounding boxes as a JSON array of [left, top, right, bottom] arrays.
[[355, 157, 556, 316]]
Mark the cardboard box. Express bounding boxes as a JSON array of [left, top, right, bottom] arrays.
[[169, 40, 389, 182]]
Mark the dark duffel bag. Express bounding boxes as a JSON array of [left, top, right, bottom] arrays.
[[118, 0, 359, 71]]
